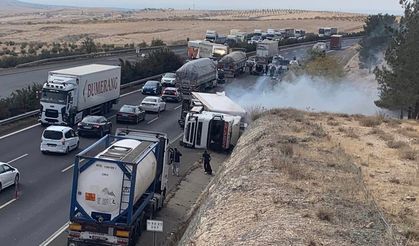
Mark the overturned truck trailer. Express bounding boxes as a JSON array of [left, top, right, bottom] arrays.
[[217, 51, 247, 78], [176, 58, 217, 127], [181, 92, 247, 152]]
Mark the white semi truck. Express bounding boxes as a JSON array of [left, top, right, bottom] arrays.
[[181, 92, 246, 152], [39, 64, 121, 126]]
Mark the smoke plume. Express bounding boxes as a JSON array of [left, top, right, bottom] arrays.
[[225, 76, 380, 115]]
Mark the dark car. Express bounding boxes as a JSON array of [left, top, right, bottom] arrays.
[[142, 81, 162, 95], [116, 105, 145, 124], [77, 116, 112, 137], [161, 87, 182, 102]]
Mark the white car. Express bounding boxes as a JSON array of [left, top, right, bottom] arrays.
[[140, 96, 166, 113], [41, 126, 79, 154], [161, 73, 176, 87], [0, 162, 19, 192]]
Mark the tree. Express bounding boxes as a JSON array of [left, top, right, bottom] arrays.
[[81, 37, 97, 53], [358, 14, 397, 70], [374, 1, 419, 119]]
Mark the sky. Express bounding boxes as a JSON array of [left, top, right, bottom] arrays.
[[22, 0, 404, 14]]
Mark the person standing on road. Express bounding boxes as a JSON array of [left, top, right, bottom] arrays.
[[172, 148, 182, 177], [202, 150, 212, 175]]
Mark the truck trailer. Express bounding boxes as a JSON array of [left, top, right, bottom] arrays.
[[187, 40, 228, 60], [40, 64, 121, 126], [217, 51, 247, 78], [248, 40, 279, 76], [176, 58, 217, 126], [181, 92, 246, 152], [68, 129, 170, 246], [330, 34, 343, 50]]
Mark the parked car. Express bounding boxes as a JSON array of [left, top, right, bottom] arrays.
[[77, 115, 112, 137], [142, 80, 162, 95], [0, 162, 19, 192], [140, 96, 166, 113], [162, 87, 182, 102], [40, 126, 79, 154], [248, 36, 262, 44], [116, 105, 145, 124], [161, 73, 177, 87]]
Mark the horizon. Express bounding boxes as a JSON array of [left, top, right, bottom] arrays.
[[20, 0, 404, 15]]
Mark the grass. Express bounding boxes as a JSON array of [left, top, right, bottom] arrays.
[[359, 116, 384, 127], [369, 128, 395, 141], [397, 127, 419, 139], [316, 208, 333, 222], [399, 147, 417, 161], [280, 144, 294, 157], [311, 124, 327, 138], [386, 140, 408, 149]]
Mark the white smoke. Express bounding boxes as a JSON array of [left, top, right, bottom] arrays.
[[225, 76, 380, 115]]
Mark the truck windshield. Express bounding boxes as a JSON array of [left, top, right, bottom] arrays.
[[41, 89, 68, 104]]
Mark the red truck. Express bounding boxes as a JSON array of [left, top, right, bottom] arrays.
[[330, 35, 343, 50]]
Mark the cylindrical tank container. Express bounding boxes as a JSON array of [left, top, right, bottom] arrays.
[[76, 139, 157, 220]]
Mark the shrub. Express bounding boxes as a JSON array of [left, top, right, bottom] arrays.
[[386, 140, 408, 149], [399, 147, 417, 160], [316, 208, 333, 222], [151, 38, 166, 47], [359, 116, 384, 127]]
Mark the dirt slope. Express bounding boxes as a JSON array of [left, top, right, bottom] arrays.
[[179, 110, 418, 246]]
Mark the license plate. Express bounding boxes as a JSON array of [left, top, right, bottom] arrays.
[[122, 113, 128, 117], [47, 144, 57, 147], [84, 126, 92, 129], [91, 235, 107, 241]]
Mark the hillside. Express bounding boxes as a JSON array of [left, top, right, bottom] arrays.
[[0, 0, 53, 13], [180, 110, 419, 246]]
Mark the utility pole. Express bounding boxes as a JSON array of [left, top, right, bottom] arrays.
[[193, 0, 195, 10]]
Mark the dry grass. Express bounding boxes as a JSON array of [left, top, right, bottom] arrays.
[[0, 9, 365, 45], [316, 208, 333, 222], [386, 140, 408, 149], [359, 116, 384, 127], [397, 127, 419, 138], [399, 147, 417, 160]]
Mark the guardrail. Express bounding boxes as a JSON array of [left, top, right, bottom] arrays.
[[0, 36, 362, 127], [0, 110, 39, 126], [120, 74, 163, 89], [15, 44, 187, 68]]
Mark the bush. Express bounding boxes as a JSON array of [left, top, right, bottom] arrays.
[[119, 48, 183, 84], [0, 84, 43, 120], [151, 38, 166, 47], [399, 147, 417, 160], [386, 140, 408, 149], [359, 116, 384, 127]]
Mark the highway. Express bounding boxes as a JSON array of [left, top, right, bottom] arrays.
[[0, 89, 184, 246], [0, 38, 360, 98], [0, 38, 360, 246], [0, 46, 186, 98]]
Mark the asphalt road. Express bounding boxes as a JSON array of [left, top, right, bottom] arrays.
[[0, 90, 184, 246], [0, 46, 187, 98], [0, 38, 360, 98], [0, 38, 361, 246]]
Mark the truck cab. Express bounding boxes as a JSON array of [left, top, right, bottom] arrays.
[[182, 111, 241, 152], [40, 75, 79, 126]]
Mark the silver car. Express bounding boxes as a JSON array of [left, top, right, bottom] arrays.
[[161, 73, 176, 87], [0, 162, 20, 192]]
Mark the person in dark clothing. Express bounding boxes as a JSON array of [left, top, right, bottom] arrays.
[[202, 150, 212, 175], [172, 148, 182, 176]]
